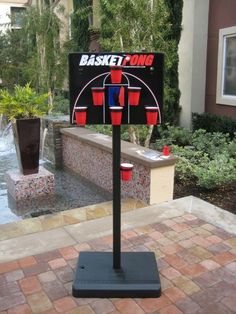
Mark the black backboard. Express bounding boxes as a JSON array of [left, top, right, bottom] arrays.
[[69, 52, 164, 125]]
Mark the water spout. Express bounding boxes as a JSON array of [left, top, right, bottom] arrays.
[[0, 123, 14, 155], [0, 114, 8, 136], [2, 122, 12, 137], [41, 127, 48, 160], [0, 114, 3, 135]]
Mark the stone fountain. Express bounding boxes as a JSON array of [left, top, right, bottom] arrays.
[[1, 118, 55, 201]]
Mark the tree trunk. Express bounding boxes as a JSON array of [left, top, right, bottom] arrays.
[[144, 125, 153, 147], [128, 126, 138, 145]]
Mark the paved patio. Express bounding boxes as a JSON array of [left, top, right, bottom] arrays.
[[0, 196, 236, 313]]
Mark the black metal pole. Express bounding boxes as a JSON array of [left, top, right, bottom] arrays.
[[112, 125, 121, 269]]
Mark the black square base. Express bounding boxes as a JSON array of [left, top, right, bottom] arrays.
[[72, 252, 161, 298]]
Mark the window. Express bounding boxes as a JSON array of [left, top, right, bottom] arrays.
[[216, 26, 236, 106], [10, 7, 26, 29]]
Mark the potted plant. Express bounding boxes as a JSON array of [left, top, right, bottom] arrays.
[[0, 84, 49, 175]]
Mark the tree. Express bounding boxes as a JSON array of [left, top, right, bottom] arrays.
[[0, 29, 29, 89], [0, 0, 74, 108], [72, 0, 92, 52], [23, 0, 73, 106], [99, 0, 183, 145]]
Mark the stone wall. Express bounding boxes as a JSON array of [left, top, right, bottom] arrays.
[[41, 116, 71, 168], [61, 127, 176, 205]]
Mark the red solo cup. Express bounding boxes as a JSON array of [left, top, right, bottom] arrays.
[[145, 107, 159, 125], [128, 87, 141, 106], [163, 145, 170, 157], [74, 107, 87, 125], [120, 163, 133, 181], [110, 66, 122, 83], [110, 106, 123, 125], [91, 87, 105, 106], [119, 86, 125, 106]]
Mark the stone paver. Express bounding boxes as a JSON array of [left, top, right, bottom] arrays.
[[0, 261, 19, 274], [59, 247, 78, 260], [27, 290, 52, 313], [163, 287, 186, 303], [0, 199, 236, 313], [42, 279, 68, 301], [172, 276, 201, 295], [159, 304, 183, 314], [90, 299, 115, 314], [19, 276, 42, 295], [0, 199, 146, 242], [5, 269, 24, 282], [7, 304, 32, 314], [48, 258, 67, 269], [53, 296, 77, 313], [113, 299, 145, 314], [18, 256, 38, 269]]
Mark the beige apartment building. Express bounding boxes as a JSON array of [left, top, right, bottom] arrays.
[[0, 0, 29, 33], [0, 0, 73, 37], [179, 0, 236, 128]]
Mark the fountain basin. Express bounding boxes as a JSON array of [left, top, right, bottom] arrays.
[[0, 117, 112, 224]]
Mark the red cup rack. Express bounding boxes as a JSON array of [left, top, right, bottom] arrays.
[[71, 53, 163, 299], [73, 65, 160, 126]]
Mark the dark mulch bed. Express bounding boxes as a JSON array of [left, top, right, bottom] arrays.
[[174, 181, 236, 215]]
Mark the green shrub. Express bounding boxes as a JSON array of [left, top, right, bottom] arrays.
[[152, 125, 236, 190], [171, 144, 209, 184], [86, 125, 149, 145], [163, 124, 192, 146], [0, 84, 49, 121], [228, 140, 236, 158], [94, 122, 236, 191], [51, 94, 69, 115], [191, 129, 231, 158], [192, 112, 236, 138], [121, 125, 152, 146], [152, 124, 192, 150], [86, 125, 112, 137], [194, 154, 236, 190]]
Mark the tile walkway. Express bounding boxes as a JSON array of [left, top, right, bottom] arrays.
[[0, 197, 236, 313]]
